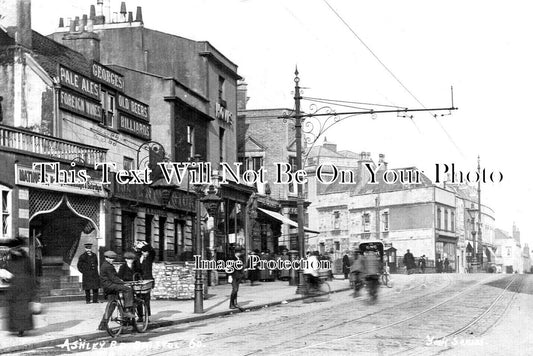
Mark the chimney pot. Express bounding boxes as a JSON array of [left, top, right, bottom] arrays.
[[128, 11, 133, 23], [135, 6, 143, 23], [59, 17, 64, 27], [89, 5, 96, 19], [81, 14, 87, 31], [120, 2, 127, 14], [69, 19, 76, 32]]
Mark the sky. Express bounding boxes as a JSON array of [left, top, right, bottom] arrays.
[[31, 0, 532, 247]]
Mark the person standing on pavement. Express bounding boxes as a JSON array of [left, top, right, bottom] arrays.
[[228, 247, 246, 310], [77, 243, 100, 304], [3, 237, 37, 336], [342, 251, 351, 279], [419, 255, 426, 274], [137, 242, 155, 318], [350, 250, 364, 297], [403, 249, 415, 275], [443, 257, 450, 273]]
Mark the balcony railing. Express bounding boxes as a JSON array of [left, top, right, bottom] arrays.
[[0, 124, 107, 166]]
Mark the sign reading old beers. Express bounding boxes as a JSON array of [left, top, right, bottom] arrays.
[[117, 93, 150, 121], [59, 65, 100, 100], [118, 113, 151, 140], [92, 61, 125, 91], [59, 89, 102, 122]]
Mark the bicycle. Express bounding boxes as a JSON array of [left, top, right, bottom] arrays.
[[103, 279, 153, 337], [381, 264, 392, 288], [303, 274, 331, 301]]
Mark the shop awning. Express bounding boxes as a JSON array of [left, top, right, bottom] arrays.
[[257, 208, 320, 234]]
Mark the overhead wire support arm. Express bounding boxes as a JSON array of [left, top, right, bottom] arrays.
[[279, 106, 458, 119]]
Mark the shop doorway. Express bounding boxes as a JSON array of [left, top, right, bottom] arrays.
[[30, 199, 97, 278]]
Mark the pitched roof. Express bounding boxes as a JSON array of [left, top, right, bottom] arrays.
[[357, 167, 433, 194], [31, 31, 92, 77]]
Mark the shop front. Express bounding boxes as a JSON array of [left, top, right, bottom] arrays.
[[436, 235, 458, 272]]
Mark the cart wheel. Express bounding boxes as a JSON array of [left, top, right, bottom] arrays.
[[132, 299, 149, 333], [105, 300, 123, 338]]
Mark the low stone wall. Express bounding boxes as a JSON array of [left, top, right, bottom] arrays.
[[152, 262, 208, 300]]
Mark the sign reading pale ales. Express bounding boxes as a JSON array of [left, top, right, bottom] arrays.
[[117, 93, 150, 121], [92, 61, 125, 91], [59, 89, 102, 122], [118, 113, 151, 140], [58, 65, 100, 100]]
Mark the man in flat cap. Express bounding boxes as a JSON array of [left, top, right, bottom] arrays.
[[99, 250, 135, 321], [77, 243, 100, 304], [228, 247, 246, 310]]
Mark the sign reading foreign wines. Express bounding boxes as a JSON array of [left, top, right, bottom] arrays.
[[59, 65, 100, 100], [59, 89, 102, 122], [118, 113, 151, 140], [117, 93, 150, 121]]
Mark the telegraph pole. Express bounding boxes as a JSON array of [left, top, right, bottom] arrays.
[[294, 68, 307, 294]]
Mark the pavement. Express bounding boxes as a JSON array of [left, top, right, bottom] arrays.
[[0, 273, 431, 354]]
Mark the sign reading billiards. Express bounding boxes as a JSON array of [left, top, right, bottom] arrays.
[[118, 113, 151, 140]]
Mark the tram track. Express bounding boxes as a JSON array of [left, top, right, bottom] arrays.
[[275, 274, 508, 355]]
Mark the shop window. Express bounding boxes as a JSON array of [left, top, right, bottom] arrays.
[[145, 214, 153, 245], [100, 89, 116, 128], [187, 125, 195, 158], [362, 213, 371, 232], [158, 216, 167, 261], [121, 211, 136, 253], [1, 188, 10, 238], [174, 219, 185, 257]]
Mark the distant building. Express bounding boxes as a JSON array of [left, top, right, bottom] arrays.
[[494, 226, 523, 273]]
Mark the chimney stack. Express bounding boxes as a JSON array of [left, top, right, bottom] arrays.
[[81, 14, 87, 32], [120, 2, 127, 22], [69, 19, 76, 32], [135, 6, 143, 23], [237, 80, 249, 111], [0, 0, 32, 48], [59, 17, 64, 27], [89, 5, 96, 20]]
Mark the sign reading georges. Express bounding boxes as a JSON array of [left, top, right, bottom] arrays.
[[118, 113, 151, 140], [117, 93, 149, 121], [92, 61, 124, 91], [59, 89, 102, 122], [59, 65, 100, 100]]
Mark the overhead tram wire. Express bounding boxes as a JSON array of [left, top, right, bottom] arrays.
[[322, 0, 469, 151]]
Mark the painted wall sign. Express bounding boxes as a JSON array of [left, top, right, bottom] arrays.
[[118, 113, 151, 140], [92, 61, 125, 91], [15, 164, 106, 197], [59, 89, 102, 122], [117, 93, 150, 121], [113, 180, 195, 212], [216, 102, 233, 124], [59, 65, 100, 100]]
